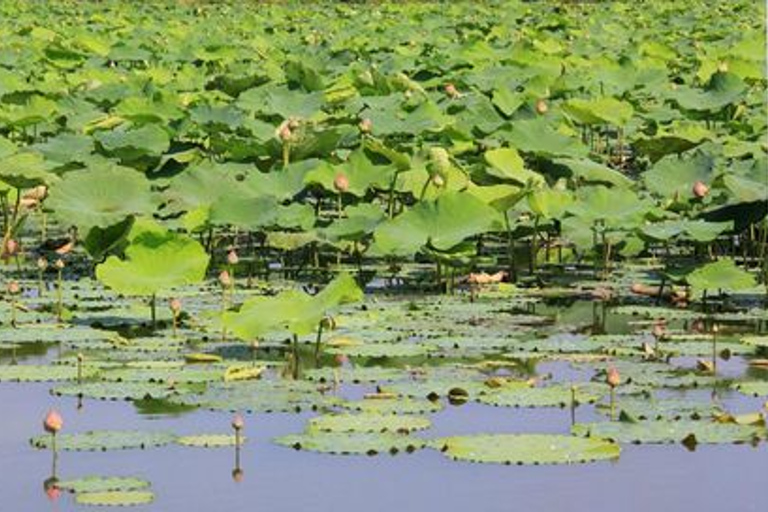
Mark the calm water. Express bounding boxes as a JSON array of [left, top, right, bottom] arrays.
[[1, 369, 766, 512]]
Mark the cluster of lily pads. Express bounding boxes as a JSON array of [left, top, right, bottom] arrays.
[[0, 0, 766, 507]]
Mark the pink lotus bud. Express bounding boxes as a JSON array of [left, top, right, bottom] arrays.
[[43, 410, 63, 434], [359, 118, 373, 133], [606, 367, 621, 388], [170, 298, 182, 313], [652, 322, 666, 340], [432, 174, 445, 187], [45, 484, 61, 502], [5, 238, 19, 256], [219, 270, 232, 287], [444, 83, 459, 98], [692, 181, 709, 198], [37, 257, 48, 270], [333, 172, 350, 193], [278, 123, 293, 142], [231, 413, 244, 431], [54, 259, 65, 270], [232, 468, 244, 483], [227, 250, 239, 265], [335, 353, 348, 365], [8, 281, 20, 295], [535, 98, 548, 115]]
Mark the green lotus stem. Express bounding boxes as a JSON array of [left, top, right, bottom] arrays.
[[291, 333, 300, 379], [387, 176, 397, 219], [56, 268, 63, 323], [570, 385, 577, 426], [314, 320, 324, 365], [609, 387, 616, 421], [529, 216, 540, 275], [172, 311, 178, 338], [282, 143, 291, 168], [150, 293, 157, 328], [504, 211, 517, 283], [711, 325, 718, 376], [10, 297, 16, 328]]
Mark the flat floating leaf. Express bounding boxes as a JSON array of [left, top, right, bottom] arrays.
[[572, 420, 766, 444], [51, 382, 176, 401], [340, 397, 443, 415], [75, 490, 154, 507], [57, 476, 151, 494], [30, 430, 176, 451], [274, 431, 425, 456], [434, 434, 620, 465], [308, 413, 431, 433], [176, 434, 243, 448], [733, 381, 768, 397], [477, 385, 598, 408]]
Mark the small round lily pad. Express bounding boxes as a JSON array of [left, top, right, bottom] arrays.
[[274, 431, 425, 456], [75, 490, 154, 506]]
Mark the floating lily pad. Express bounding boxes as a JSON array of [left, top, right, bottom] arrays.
[[30, 430, 176, 451], [76, 490, 154, 507], [308, 413, 431, 433], [58, 476, 151, 494], [51, 382, 177, 401], [340, 397, 443, 415], [733, 381, 768, 397], [176, 434, 242, 448], [572, 420, 765, 444], [477, 385, 598, 408], [0, 365, 99, 382], [274, 431, 425, 456], [434, 434, 620, 465]]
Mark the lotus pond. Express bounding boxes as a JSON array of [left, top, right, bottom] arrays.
[[0, 0, 766, 510]]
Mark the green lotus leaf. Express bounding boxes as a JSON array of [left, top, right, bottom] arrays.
[[275, 431, 425, 456], [326, 343, 431, 358], [671, 72, 747, 112], [633, 122, 712, 162], [0, 365, 100, 382], [75, 491, 154, 507], [568, 186, 650, 226], [30, 430, 177, 451], [0, 152, 57, 189], [686, 259, 757, 296], [484, 147, 544, 185], [304, 149, 395, 197], [742, 336, 768, 348], [177, 434, 242, 448], [371, 192, 501, 256], [554, 158, 633, 188], [563, 97, 634, 126], [94, 124, 170, 159], [340, 397, 443, 415], [642, 151, 716, 200], [57, 476, 151, 494], [597, 397, 721, 421], [527, 187, 573, 219], [500, 118, 588, 158], [308, 413, 431, 433], [96, 228, 210, 297], [47, 165, 154, 231], [304, 366, 407, 384], [51, 382, 177, 401], [733, 382, 768, 397], [434, 434, 620, 465], [572, 420, 765, 444], [32, 133, 94, 165], [477, 384, 598, 408]]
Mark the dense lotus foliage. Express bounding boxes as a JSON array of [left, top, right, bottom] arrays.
[[0, 0, 766, 509]]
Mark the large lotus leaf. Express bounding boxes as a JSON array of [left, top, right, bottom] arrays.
[[572, 420, 765, 444], [320, 204, 387, 242], [567, 186, 649, 226], [340, 398, 443, 415], [304, 149, 395, 197], [500, 118, 588, 158], [527, 188, 573, 219], [641, 219, 732, 243], [225, 273, 362, 338], [209, 195, 314, 231], [47, 166, 154, 231], [304, 366, 406, 384], [0, 326, 118, 345], [275, 431, 425, 456], [0, 152, 57, 189], [633, 122, 712, 162], [177, 434, 242, 448], [686, 259, 757, 296], [370, 192, 501, 256], [477, 385, 599, 408], [96, 229, 209, 296], [308, 413, 431, 433], [32, 133, 94, 165], [0, 365, 100, 382], [733, 382, 768, 397], [164, 161, 247, 210], [484, 147, 544, 185], [597, 397, 721, 421], [100, 367, 222, 384], [51, 382, 177, 401], [30, 430, 177, 451], [240, 158, 318, 201], [643, 152, 716, 200], [434, 434, 620, 465], [76, 491, 154, 507], [58, 476, 151, 494], [742, 336, 768, 348], [326, 343, 431, 358], [362, 99, 452, 136], [94, 124, 170, 159], [238, 85, 324, 119], [671, 72, 747, 112], [563, 97, 634, 126], [554, 158, 633, 188], [173, 380, 341, 413]]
